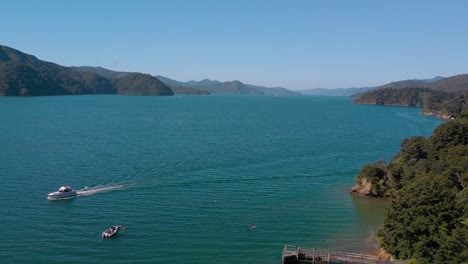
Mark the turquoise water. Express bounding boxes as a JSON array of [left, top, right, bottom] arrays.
[[0, 95, 442, 263]]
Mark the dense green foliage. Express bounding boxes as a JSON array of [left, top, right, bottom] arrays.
[[0, 45, 174, 96], [438, 94, 468, 116], [196, 80, 265, 94], [112, 73, 174, 96], [354, 87, 460, 111], [73, 66, 211, 95], [355, 86, 468, 116], [380, 175, 467, 263], [354, 74, 468, 116], [157, 75, 300, 95], [356, 112, 468, 263], [167, 84, 211, 95]]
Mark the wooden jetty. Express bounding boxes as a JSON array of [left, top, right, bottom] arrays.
[[282, 245, 398, 264]]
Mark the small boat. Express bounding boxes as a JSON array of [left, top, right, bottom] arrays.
[[47, 186, 77, 200], [102, 225, 124, 239], [248, 225, 256, 230]]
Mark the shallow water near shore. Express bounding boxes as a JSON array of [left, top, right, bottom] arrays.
[[0, 94, 441, 263]]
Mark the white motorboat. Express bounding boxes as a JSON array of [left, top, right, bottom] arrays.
[[102, 225, 124, 239], [47, 186, 77, 200]]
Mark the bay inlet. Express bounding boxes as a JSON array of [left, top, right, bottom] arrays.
[[0, 95, 442, 263]]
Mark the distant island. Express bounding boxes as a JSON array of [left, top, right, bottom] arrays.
[[0, 45, 300, 96]]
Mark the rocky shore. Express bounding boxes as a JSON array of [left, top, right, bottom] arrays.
[[420, 111, 454, 120]]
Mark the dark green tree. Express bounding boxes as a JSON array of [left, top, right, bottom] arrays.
[[380, 175, 465, 263], [374, 112, 468, 263]]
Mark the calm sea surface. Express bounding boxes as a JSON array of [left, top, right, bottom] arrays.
[[0, 95, 442, 263]]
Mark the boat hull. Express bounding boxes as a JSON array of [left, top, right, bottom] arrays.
[[47, 191, 77, 200], [102, 226, 121, 239]]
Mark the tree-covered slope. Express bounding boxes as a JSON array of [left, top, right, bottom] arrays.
[[353, 112, 468, 263], [72, 68, 209, 95], [428, 73, 468, 94], [71, 66, 174, 96], [373, 76, 445, 90], [112, 73, 173, 96], [195, 80, 265, 94], [70, 66, 131, 79], [353, 74, 468, 117], [157, 75, 300, 95], [155, 75, 221, 87], [0, 45, 173, 96], [0, 63, 71, 95], [165, 84, 210, 95], [247, 84, 301, 95], [354, 87, 457, 108]]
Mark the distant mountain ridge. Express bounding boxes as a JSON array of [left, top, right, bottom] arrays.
[[156, 75, 300, 95], [375, 76, 446, 90], [155, 75, 221, 87], [299, 77, 449, 97], [3, 44, 466, 103], [74, 68, 299, 95], [73, 66, 210, 95], [0, 45, 299, 97], [354, 74, 468, 116], [247, 84, 300, 96], [427, 74, 468, 93], [0, 45, 173, 96], [194, 80, 263, 94], [299, 87, 374, 96]]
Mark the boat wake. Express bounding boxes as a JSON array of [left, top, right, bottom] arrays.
[[76, 184, 127, 196]]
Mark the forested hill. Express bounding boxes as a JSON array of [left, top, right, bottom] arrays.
[[352, 111, 468, 263], [428, 73, 468, 93], [156, 75, 300, 95], [354, 87, 459, 110], [0, 45, 173, 96], [155, 75, 221, 87], [353, 74, 468, 117], [360, 74, 466, 93], [72, 66, 209, 95], [375, 76, 445, 90], [0, 45, 299, 96]]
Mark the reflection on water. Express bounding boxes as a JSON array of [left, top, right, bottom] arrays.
[[351, 195, 390, 252], [351, 195, 390, 229], [326, 194, 390, 254]]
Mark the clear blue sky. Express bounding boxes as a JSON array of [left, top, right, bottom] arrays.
[[2, 0, 468, 90]]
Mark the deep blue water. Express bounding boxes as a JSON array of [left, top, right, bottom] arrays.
[[0, 95, 442, 263]]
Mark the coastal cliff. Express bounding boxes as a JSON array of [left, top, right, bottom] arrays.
[[351, 162, 391, 197]]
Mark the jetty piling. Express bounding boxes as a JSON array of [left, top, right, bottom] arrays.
[[282, 245, 397, 264]]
